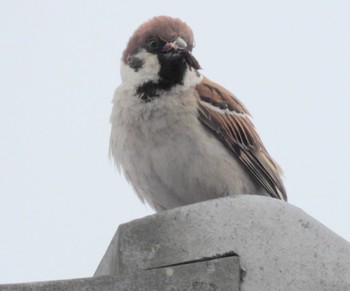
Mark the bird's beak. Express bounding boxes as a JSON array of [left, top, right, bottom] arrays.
[[164, 37, 188, 51], [163, 37, 202, 70]]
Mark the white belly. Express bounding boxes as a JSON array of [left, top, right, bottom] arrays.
[[110, 82, 265, 211]]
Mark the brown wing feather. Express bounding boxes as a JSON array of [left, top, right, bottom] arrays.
[[196, 77, 287, 201]]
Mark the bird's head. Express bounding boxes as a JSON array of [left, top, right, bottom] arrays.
[[120, 16, 201, 92]]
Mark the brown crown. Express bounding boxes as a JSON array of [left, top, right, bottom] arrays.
[[122, 16, 194, 63]]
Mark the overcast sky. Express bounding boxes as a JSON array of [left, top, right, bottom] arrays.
[[1, 0, 349, 284]]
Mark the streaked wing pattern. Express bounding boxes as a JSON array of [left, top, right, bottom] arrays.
[[196, 77, 287, 201]]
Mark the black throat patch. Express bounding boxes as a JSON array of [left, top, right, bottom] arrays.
[[136, 53, 188, 102]]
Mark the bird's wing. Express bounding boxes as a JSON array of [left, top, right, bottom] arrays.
[[196, 77, 287, 201]]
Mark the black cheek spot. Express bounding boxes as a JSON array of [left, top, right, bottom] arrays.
[[128, 56, 144, 72]]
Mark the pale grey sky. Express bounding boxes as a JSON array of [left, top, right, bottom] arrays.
[[0, 0, 349, 284]]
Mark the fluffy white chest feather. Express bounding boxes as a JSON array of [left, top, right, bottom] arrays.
[[110, 65, 264, 211]]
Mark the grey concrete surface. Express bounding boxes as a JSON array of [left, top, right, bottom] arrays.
[[95, 195, 350, 291], [2, 195, 350, 290], [0, 276, 117, 291], [0, 257, 240, 290]]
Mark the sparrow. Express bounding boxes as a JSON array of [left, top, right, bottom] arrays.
[[110, 16, 287, 212]]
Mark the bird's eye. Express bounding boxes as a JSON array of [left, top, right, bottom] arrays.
[[147, 38, 160, 51]]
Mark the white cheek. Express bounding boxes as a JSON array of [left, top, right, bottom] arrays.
[[120, 49, 160, 85]]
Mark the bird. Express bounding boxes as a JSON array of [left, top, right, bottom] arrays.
[[109, 16, 287, 212]]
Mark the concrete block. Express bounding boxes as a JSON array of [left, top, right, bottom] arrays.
[[95, 195, 350, 291], [0, 276, 117, 291], [130, 255, 240, 290], [0, 257, 240, 290], [2, 195, 350, 290]]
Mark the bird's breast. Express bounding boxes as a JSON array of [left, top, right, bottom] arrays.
[[110, 77, 261, 210]]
